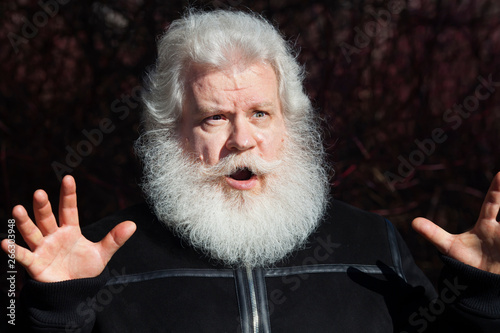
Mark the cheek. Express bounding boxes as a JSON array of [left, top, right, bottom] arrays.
[[191, 133, 227, 165], [255, 132, 266, 144], [257, 131, 286, 159]]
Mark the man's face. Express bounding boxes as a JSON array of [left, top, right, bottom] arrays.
[[179, 62, 287, 192], [140, 62, 328, 267]]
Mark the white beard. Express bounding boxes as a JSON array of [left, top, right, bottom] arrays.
[[136, 131, 329, 267]]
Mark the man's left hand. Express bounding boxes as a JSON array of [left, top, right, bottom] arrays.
[[412, 172, 500, 274]]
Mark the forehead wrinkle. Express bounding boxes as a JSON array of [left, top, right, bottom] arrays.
[[219, 63, 267, 92], [187, 63, 280, 117]]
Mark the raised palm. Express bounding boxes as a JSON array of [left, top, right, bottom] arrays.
[[413, 172, 500, 274], [1, 175, 136, 283]]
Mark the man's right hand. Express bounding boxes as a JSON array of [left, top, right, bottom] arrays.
[[0, 175, 136, 283]]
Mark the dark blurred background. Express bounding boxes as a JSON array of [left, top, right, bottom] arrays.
[[1, 0, 500, 328]]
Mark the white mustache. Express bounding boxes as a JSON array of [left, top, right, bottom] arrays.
[[200, 153, 282, 177]]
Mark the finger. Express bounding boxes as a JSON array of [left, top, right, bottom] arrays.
[[32, 190, 59, 236], [12, 205, 44, 250], [478, 172, 500, 221], [1, 239, 35, 268], [412, 217, 454, 255], [58, 175, 79, 227], [98, 221, 136, 262]]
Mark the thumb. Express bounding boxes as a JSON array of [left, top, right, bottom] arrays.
[[412, 217, 453, 255], [98, 221, 136, 261]]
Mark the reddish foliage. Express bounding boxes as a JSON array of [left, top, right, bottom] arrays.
[[1, 0, 499, 290]]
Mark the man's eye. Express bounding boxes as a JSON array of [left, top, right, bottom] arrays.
[[254, 111, 266, 118], [206, 115, 225, 121]]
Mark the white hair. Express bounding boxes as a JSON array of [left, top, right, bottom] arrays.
[[142, 10, 317, 139], [135, 9, 331, 267], [136, 131, 329, 267]]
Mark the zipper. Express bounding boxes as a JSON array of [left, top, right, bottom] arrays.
[[235, 267, 270, 333], [246, 266, 259, 333]]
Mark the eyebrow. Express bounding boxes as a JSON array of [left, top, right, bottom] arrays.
[[196, 105, 220, 115], [252, 101, 275, 109], [195, 101, 276, 115]]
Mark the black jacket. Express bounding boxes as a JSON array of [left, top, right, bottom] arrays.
[[19, 200, 500, 332]]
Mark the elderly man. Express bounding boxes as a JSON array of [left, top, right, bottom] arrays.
[[3, 9, 500, 333]]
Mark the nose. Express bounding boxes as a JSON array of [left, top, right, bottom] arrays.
[[226, 118, 257, 152]]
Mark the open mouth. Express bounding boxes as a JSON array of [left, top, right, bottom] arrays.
[[229, 167, 254, 181], [226, 167, 258, 190]]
